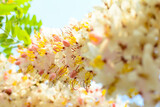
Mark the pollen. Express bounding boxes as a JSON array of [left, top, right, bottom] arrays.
[[27, 50, 35, 61], [80, 22, 90, 29], [61, 98, 67, 105], [26, 65, 34, 73], [74, 56, 83, 65], [104, 25, 111, 38], [8, 55, 16, 64], [68, 36, 76, 45], [108, 100, 114, 104], [82, 90, 88, 95], [35, 32, 41, 40], [12, 81, 17, 86], [84, 71, 93, 86], [8, 70, 12, 74], [107, 86, 116, 95], [102, 89, 106, 96], [38, 41, 45, 48], [89, 32, 102, 45], [90, 55, 105, 69], [73, 25, 80, 31], [37, 48, 46, 56], [70, 78, 78, 89], [22, 76, 28, 81], [121, 64, 133, 74], [57, 66, 68, 77]]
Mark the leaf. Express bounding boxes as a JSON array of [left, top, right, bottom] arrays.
[[0, 16, 4, 28], [0, 33, 7, 38], [38, 20, 42, 27], [14, 25, 31, 45], [0, 4, 17, 15], [1, 38, 14, 48], [6, 39, 14, 44], [30, 15, 37, 26], [0, 33, 7, 42], [1, 42, 10, 48], [15, 7, 23, 18], [3, 47, 12, 55], [5, 20, 12, 33], [19, 14, 30, 25], [25, 25, 32, 35], [14, 0, 31, 5], [21, 3, 31, 14]]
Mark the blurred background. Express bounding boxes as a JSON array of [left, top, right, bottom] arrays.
[[28, 0, 102, 28]]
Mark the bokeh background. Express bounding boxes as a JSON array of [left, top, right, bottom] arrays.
[[28, 0, 102, 28]]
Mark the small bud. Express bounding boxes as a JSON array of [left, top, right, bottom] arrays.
[[49, 73, 56, 81]]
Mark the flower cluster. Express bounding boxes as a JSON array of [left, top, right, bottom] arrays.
[[10, 0, 160, 106], [0, 56, 127, 107], [84, 0, 160, 106]]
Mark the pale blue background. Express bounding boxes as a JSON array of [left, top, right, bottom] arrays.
[[28, 0, 102, 28]]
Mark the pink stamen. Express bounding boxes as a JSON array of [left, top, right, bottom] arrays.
[[70, 70, 77, 78], [21, 53, 27, 58], [63, 40, 70, 47], [49, 73, 56, 81], [78, 97, 83, 105], [28, 44, 38, 51], [15, 61, 21, 65], [53, 34, 61, 42], [39, 70, 44, 75], [112, 103, 116, 107]]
